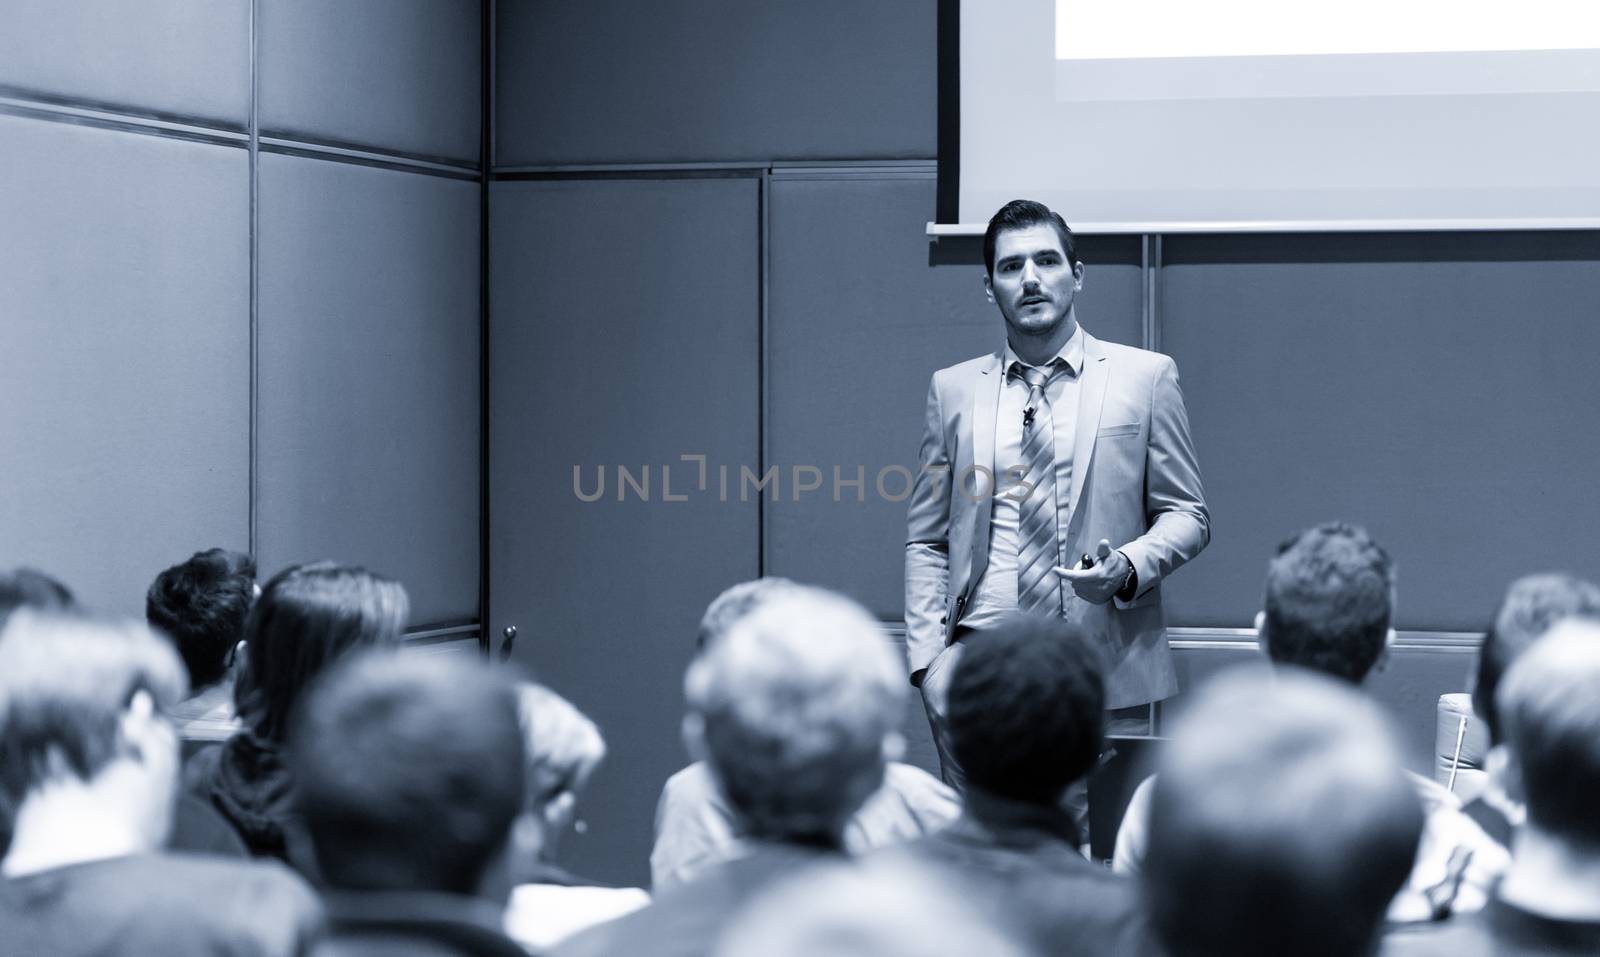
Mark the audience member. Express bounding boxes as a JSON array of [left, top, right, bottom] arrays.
[[503, 683, 649, 951], [183, 561, 408, 864], [714, 856, 1036, 957], [651, 577, 958, 890], [1459, 573, 1600, 848], [557, 585, 905, 957], [883, 614, 1151, 956], [0, 611, 320, 957], [1115, 522, 1508, 920], [145, 548, 256, 745], [1145, 668, 1424, 957], [0, 567, 78, 857], [291, 651, 530, 957], [1385, 619, 1600, 955], [0, 567, 76, 632]]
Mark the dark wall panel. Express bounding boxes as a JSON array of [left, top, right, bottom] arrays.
[[0, 115, 249, 616], [257, 154, 480, 625], [495, 0, 935, 166], [0, 0, 249, 125], [764, 173, 1145, 618], [1159, 232, 1600, 631], [259, 0, 481, 161], [490, 178, 760, 887]]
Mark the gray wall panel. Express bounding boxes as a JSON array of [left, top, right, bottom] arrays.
[[0, 0, 249, 125], [490, 178, 760, 887], [0, 115, 249, 616], [257, 154, 480, 624], [1158, 232, 1600, 632], [495, 0, 935, 166], [764, 174, 1144, 617], [259, 0, 481, 161]]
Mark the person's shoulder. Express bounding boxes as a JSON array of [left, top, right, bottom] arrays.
[[1093, 337, 1176, 373], [1379, 912, 1495, 956], [930, 351, 1001, 382], [661, 761, 716, 798], [142, 852, 317, 907]]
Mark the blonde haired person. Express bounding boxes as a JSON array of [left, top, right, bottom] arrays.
[[503, 683, 649, 951]]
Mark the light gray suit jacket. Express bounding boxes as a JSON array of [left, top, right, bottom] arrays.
[[904, 331, 1209, 708]]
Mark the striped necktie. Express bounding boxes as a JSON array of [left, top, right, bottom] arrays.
[[1013, 360, 1068, 614]]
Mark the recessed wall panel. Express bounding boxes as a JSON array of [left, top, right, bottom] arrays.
[[0, 0, 248, 126], [259, 0, 481, 162], [0, 115, 249, 616], [496, 0, 934, 165], [765, 174, 1145, 618], [490, 178, 759, 887], [257, 154, 480, 624], [1159, 231, 1600, 631]]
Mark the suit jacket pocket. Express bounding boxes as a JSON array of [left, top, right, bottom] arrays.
[[1098, 423, 1141, 438]]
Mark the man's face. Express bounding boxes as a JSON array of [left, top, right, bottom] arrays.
[[985, 223, 1083, 342]]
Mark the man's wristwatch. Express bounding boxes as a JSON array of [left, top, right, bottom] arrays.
[[1115, 550, 1139, 602]]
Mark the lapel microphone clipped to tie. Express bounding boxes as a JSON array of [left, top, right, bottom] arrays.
[[1023, 405, 1037, 431]]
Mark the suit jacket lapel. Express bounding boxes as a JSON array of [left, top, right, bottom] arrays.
[[1069, 333, 1109, 517], [970, 351, 1003, 583]]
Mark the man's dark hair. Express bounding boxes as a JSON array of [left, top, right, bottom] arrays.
[[234, 562, 408, 742], [946, 615, 1104, 804], [1262, 522, 1394, 684], [1473, 573, 1600, 744], [290, 652, 525, 895], [1145, 669, 1422, 957], [0, 568, 76, 634], [983, 199, 1079, 277], [145, 548, 256, 690]]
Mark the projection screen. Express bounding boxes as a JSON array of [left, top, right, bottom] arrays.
[[938, 0, 1600, 233]]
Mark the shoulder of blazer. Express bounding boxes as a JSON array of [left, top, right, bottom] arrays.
[[1091, 337, 1175, 378], [931, 351, 1003, 390]]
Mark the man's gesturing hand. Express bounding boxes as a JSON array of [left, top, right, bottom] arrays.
[[1054, 539, 1130, 605]]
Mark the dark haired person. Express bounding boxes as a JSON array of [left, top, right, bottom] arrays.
[[884, 614, 1148, 956], [1388, 620, 1600, 956], [146, 548, 257, 744], [1115, 522, 1508, 921], [0, 566, 75, 633], [182, 561, 408, 864], [906, 198, 1209, 788], [293, 652, 529, 957], [1145, 669, 1423, 957], [0, 612, 319, 957], [1459, 573, 1600, 850]]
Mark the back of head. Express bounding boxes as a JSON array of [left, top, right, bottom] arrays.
[[1474, 573, 1600, 744], [0, 567, 76, 635], [695, 576, 799, 651], [684, 586, 902, 843], [1262, 522, 1394, 683], [983, 199, 1079, 276], [290, 651, 525, 895], [0, 610, 187, 812], [236, 562, 408, 741], [517, 682, 605, 806], [145, 548, 256, 691], [947, 614, 1104, 803], [1145, 668, 1422, 957], [1497, 618, 1600, 849]]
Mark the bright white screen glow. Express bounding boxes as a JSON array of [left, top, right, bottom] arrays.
[[954, 0, 1600, 230], [1056, 0, 1600, 60]]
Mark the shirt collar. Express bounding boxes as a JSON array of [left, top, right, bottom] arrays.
[[1003, 322, 1084, 379]]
